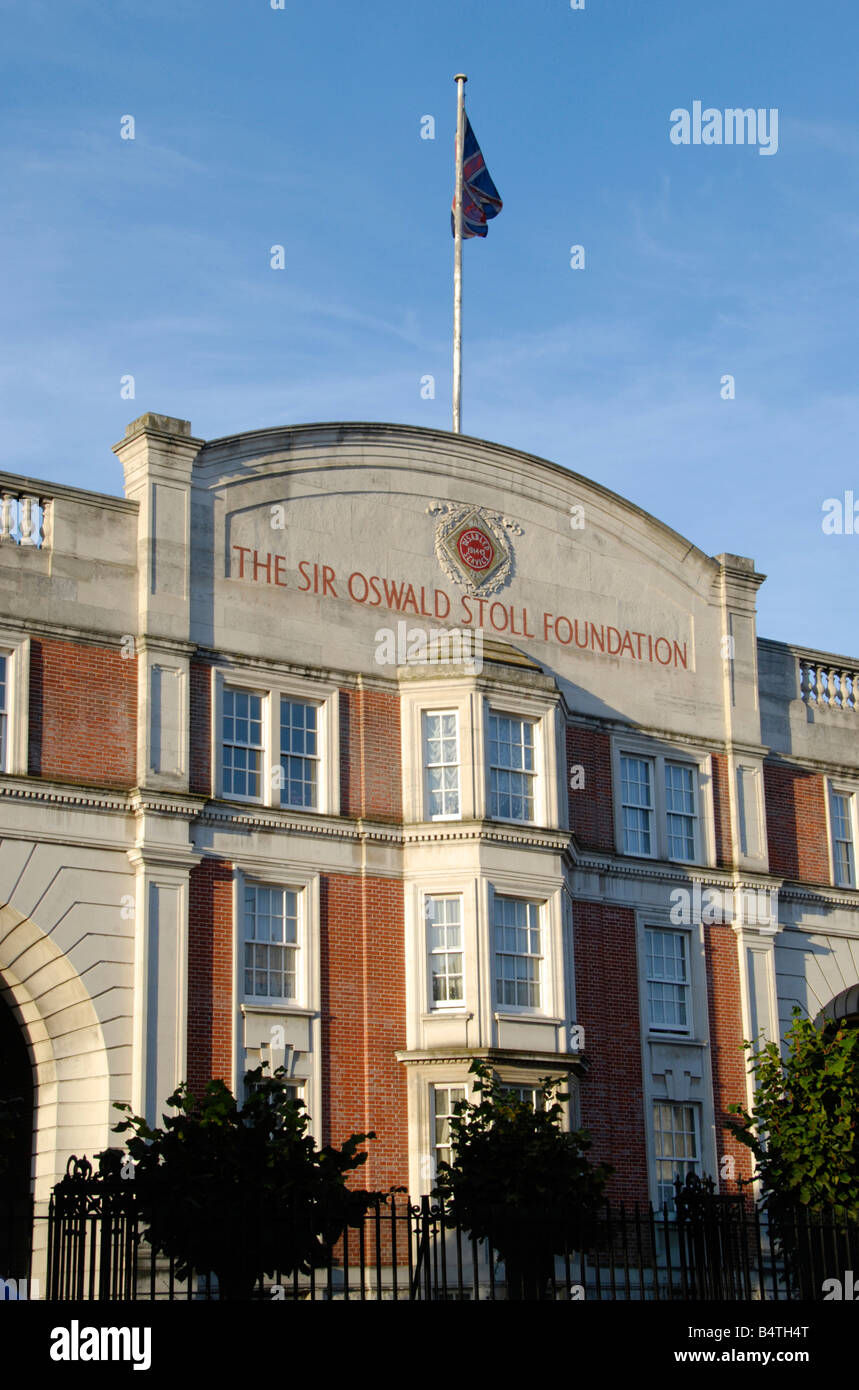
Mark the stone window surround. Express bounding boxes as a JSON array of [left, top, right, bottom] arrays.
[[211, 663, 339, 815]]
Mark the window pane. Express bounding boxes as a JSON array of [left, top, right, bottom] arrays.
[[280, 699, 319, 809], [653, 1102, 699, 1210], [831, 792, 856, 888], [621, 756, 652, 854], [646, 929, 689, 1031], [427, 896, 464, 1005], [666, 763, 696, 861], [434, 1085, 467, 1170], [489, 714, 535, 822], [425, 712, 460, 818], [245, 885, 299, 1000], [494, 896, 541, 1009], [223, 688, 263, 798]]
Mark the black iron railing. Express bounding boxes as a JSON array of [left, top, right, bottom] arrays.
[[34, 1161, 859, 1302]]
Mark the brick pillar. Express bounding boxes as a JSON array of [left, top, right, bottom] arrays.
[[703, 923, 754, 1193], [573, 901, 649, 1203], [187, 858, 234, 1095], [320, 872, 407, 1192]]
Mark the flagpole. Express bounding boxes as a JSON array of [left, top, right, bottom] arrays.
[[452, 73, 467, 433]]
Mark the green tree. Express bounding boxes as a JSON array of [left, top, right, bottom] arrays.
[[109, 1068, 376, 1299], [727, 1009, 859, 1217], [434, 1060, 612, 1300]]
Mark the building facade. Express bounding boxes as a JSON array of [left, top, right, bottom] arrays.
[[1, 413, 858, 1270]]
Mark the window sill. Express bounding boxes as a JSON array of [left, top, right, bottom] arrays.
[[493, 1011, 563, 1025], [241, 1002, 316, 1017]]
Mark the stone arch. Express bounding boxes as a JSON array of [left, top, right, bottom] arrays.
[[0, 903, 111, 1275], [815, 983, 859, 1030]]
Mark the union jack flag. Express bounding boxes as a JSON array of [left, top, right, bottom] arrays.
[[451, 114, 503, 238]]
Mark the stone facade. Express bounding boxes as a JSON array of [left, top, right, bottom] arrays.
[[1, 414, 858, 1273]]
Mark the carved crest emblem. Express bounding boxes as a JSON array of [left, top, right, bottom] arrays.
[[427, 502, 521, 596]]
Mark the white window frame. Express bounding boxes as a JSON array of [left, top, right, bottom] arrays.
[[827, 781, 858, 889], [222, 685, 266, 803], [212, 666, 339, 813], [235, 864, 322, 1136], [425, 893, 465, 1010], [278, 696, 321, 812], [487, 710, 538, 824], [644, 927, 692, 1036], [422, 709, 462, 821], [431, 1082, 469, 1177], [481, 691, 561, 829], [612, 737, 713, 866], [242, 881, 302, 1005], [0, 631, 29, 776], [492, 892, 544, 1014], [652, 1100, 701, 1212]]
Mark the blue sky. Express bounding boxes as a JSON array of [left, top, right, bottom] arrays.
[[1, 0, 857, 655]]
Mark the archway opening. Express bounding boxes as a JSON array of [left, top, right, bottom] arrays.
[[0, 990, 34, 1278]]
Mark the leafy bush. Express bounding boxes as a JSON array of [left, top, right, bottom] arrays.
[[727, 1009, 859, 1217], [109, 1068, 376, 1299], [434, 1060, 611, 1299]]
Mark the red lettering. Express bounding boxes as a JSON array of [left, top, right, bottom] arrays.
[[401, 584, 420, 615], [489, 602, 508, 632], [322, 565, 338, 597], [606, 626, 622, 656], [543, 611, 554, 641], [348, 571, 368, 602], [382, 578, 406, 610], [522, 608, 535, 638], [232, 545, 251, 579], [619, 630, 635, 657], [460, 595, 474, 625], [673, 640, 688, 669], [297, 560, 312, 592], [655, 637, 672, 665], [419, 587, 432, 618], [253, 551, 272, 583], [434, 588, 450, 619], [574, 620, 589, 649], [368, 575, 383, 606], [274, 555, 288, 588], [554, 615, 573, 645]]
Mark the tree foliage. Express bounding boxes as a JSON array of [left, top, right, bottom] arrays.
[[109, 1068, 376, 1299], [727, 1009, 859, 1217], [434, 1060, 612, 1298]]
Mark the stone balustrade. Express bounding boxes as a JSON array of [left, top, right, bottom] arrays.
[[0, 491, 48, 547], [799, 656, 858, 711]]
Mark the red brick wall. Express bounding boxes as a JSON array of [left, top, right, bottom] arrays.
[[566, 727, 614, 852], [27, 637, 137, 787], [763, 762, 830, 883], [187, 858, 234, 1094], [320, 872, 407, 1191], [573, 901, 649, 1203], [339, 687, 402, 822], [703, 924, 754, 1194], [189, 660, 212, 795], [711, 752, 734, 868]]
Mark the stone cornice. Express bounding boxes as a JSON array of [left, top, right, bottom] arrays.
[[0, 777, 130, 813], [403, 821, 569, 852], [394, 1046, 586, 1075]]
